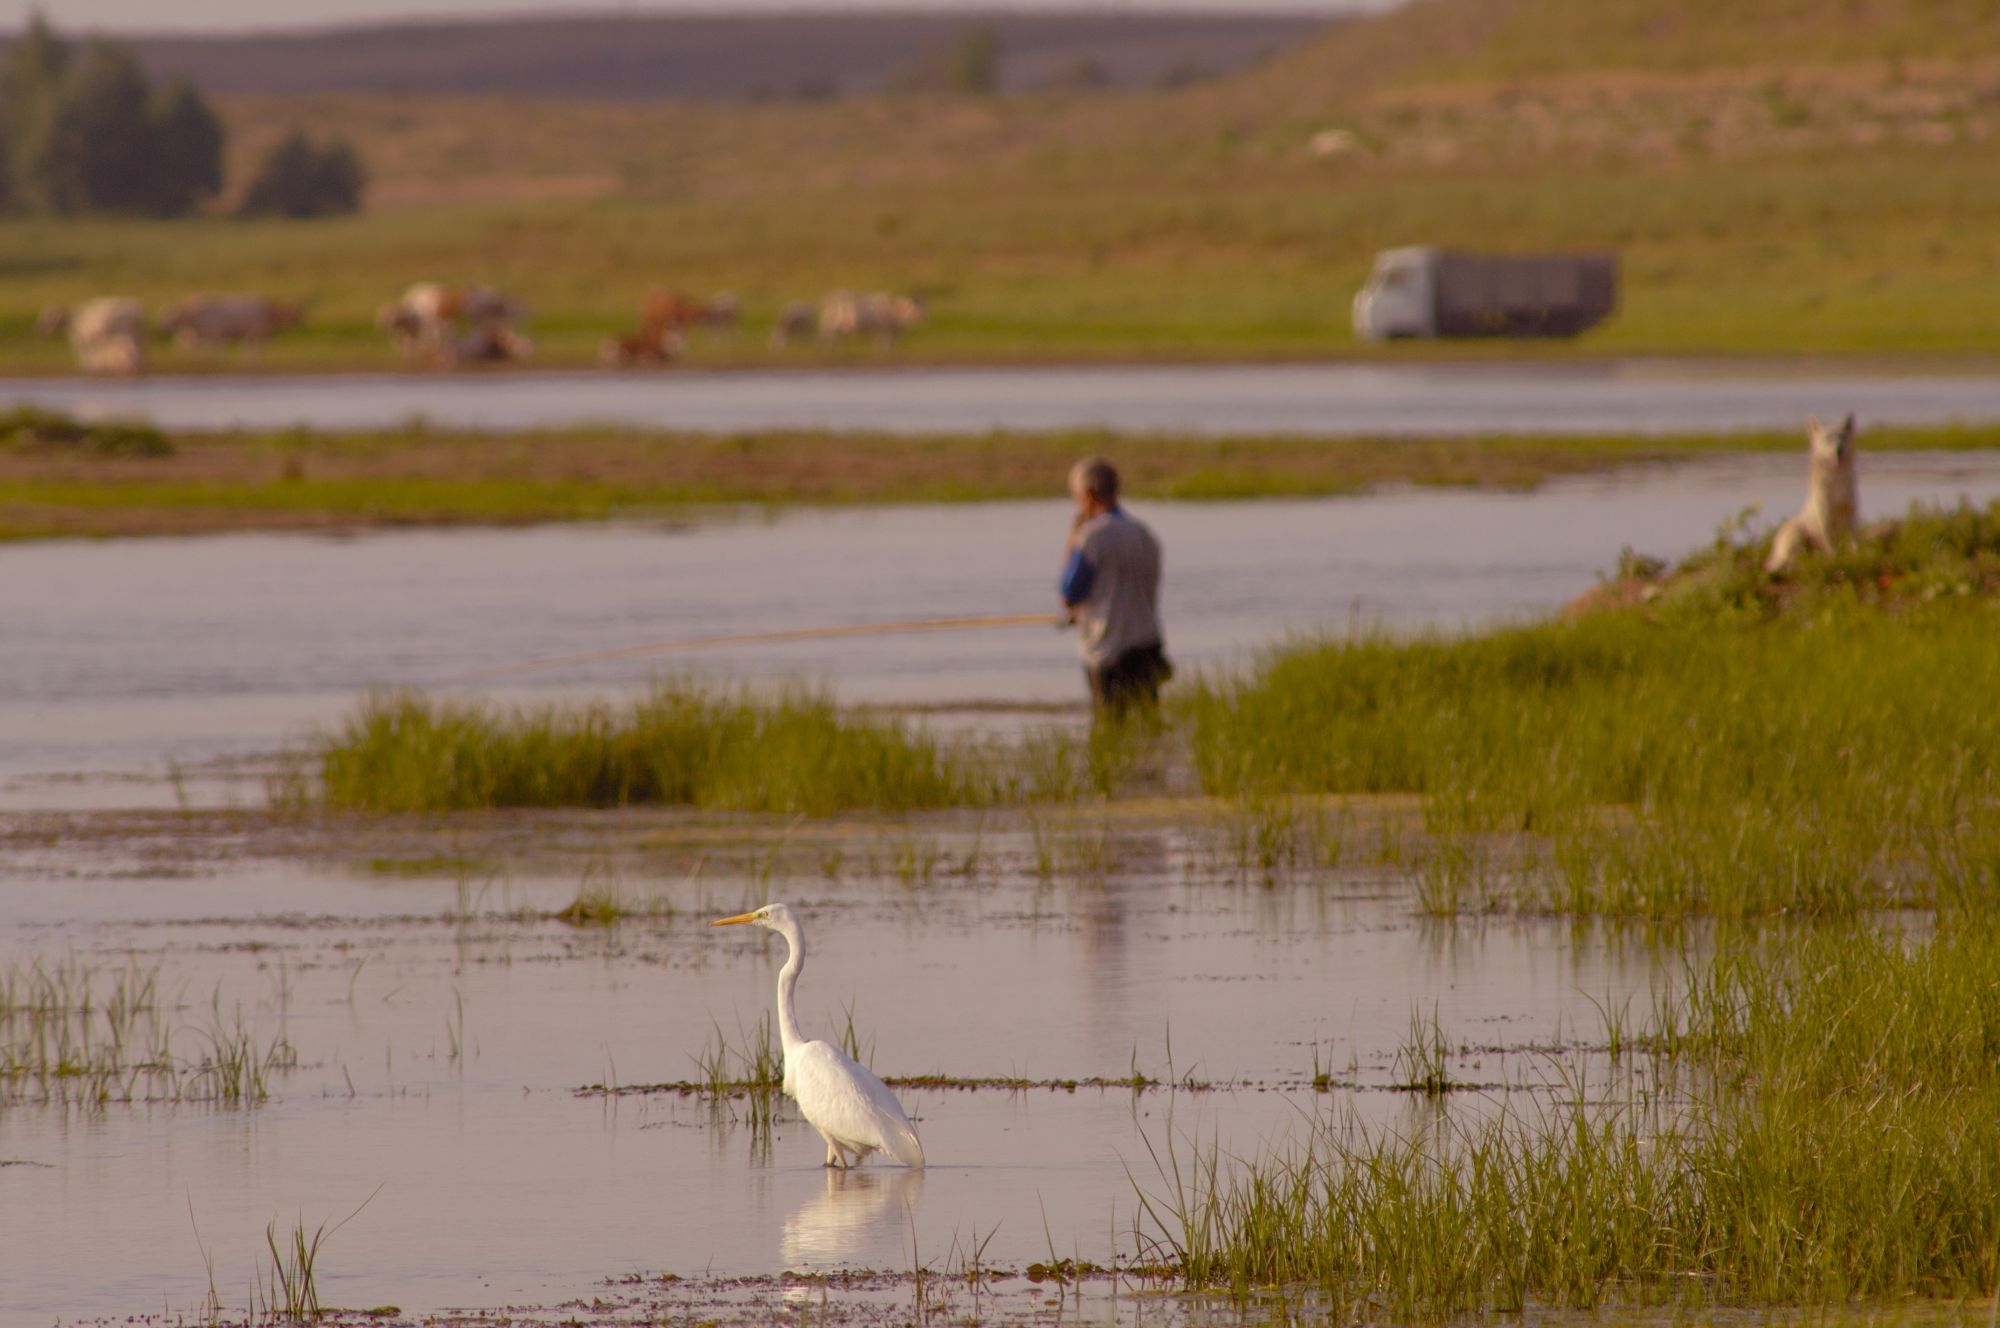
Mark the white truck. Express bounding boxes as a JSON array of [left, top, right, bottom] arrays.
[[1351, 247, 1618, 341]]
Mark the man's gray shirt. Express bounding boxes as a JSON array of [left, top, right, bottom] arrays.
[[1060, 509, 1164, 670]]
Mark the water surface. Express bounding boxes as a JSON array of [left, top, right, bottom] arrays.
[[0, 851, 1668, 1324], [6, 361, 2000, 435]]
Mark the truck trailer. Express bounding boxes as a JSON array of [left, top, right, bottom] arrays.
[[1351, 247, 1618, 341]]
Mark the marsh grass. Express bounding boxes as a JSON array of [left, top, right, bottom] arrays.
[[312, 681, 1176, 818], [0, 406, 171, 458], [1144, 924, 2000, 1317], [552, 880, 676, 926], [0, 957, 295, 1107], [317, 685, 1000, 815], [1187, 503, 2000, 920], [1388, 1007, 1454, 1097], [1216, 794, 1345, 882], [262, 1217, 327, 1323], [256, 1187, 381, 1325], [693, 1012, 785, 1148]]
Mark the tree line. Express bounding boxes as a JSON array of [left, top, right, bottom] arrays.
[[0, 12, 362, 218]]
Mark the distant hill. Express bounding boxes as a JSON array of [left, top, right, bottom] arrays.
[[1259, 0, 2000, 93], [114, 11, 1336, 102]]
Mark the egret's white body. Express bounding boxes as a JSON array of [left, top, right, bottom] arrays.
[[711, 903, 925, 1168]]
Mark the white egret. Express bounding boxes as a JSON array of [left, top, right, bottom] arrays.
[[710, 903, 925, 1169]]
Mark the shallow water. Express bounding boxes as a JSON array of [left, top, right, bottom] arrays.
[[6, 451, 2000, 797], [0, 845, 1671, 1325], [6, 362, 2000, 436]]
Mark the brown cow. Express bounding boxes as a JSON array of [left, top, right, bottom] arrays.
[[376, 283, 531, 367]]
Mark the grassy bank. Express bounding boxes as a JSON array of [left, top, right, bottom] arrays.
[[1187, 501, 2000, 919], [10, 417, 2000, 540], [1145, 922, 2000, 1315]]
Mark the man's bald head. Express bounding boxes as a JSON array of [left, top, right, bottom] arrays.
[[1069, 456, 1120, 506]]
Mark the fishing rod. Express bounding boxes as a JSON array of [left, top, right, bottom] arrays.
[[457, 612, 1068, 683]]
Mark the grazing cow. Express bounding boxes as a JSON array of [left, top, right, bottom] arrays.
[[375, 281, 453, 355], [639, 289, 739, 332], [441, 321, 535, 368], [599, 323, 686, 367], [697, 291, 739, 333], [818, 290, 925, 346], [639, 289, 704, 331], [41, 297, 147, 375], [159, 294, 303, 350], [602, 290, 736, 369], [376, 282, 531, 367], [771, 301, 818, 348], [1765, 414, 1860, 573]]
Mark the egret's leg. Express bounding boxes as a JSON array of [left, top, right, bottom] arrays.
[[817, 1127, 845, 1168]]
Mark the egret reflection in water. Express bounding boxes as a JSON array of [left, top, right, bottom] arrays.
[[781, 1168, 927, 1267]]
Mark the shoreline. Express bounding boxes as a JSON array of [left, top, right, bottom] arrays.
[[7, 421, 2000, 542]]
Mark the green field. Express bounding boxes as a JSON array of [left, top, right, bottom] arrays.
[[10, 146, 2000, 370]]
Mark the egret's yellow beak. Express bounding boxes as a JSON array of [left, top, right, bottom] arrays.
[[711, 911, 760, 927]]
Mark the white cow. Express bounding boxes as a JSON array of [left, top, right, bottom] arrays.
[[41, 297, 147, 375], [818, 290, 925, 346]]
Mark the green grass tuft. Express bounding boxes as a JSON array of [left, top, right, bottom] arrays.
[[316, 684, 1000, 815]]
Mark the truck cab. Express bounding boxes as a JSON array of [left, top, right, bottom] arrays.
[[1351, 246, 1439, 341]]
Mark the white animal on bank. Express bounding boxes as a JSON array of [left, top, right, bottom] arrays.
[[40, 297, 146, 375], [1764, 413, 1859, 573], [710, 903, 925, 1169], [159, 294, 303, 350], [818, 290, 924, 346]]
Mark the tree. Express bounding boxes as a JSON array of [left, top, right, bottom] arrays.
[[0, 15, 225, 217], [146, 79, 224, 216], [0, 11, 71, 211], [945, 25, 1002, 95], [1, 11, 68, 132], [56, 42, 154, 213], [237, 130, 365, 219], [887, 23, 1005, 96]]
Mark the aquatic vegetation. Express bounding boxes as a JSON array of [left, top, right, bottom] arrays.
[[1186, 512, 2000, 919], [261, 1215, 327, 1323], [1143, 924, 2000, 1317], [0, 956, 295, 1108], [552, 880, 676, 927], [315, 685, 999, 816], [1216, 794, 1345, 882], [0, 405, 172, 458], [1387, 1006, 1454, 1097]]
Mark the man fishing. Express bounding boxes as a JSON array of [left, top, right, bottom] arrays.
[[1059, 456, 1170, 715]]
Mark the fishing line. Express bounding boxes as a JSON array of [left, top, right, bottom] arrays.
[[453, 612, 1067, 683]]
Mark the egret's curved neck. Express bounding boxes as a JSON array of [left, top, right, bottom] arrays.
[[772, 916, 808, 1057]]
